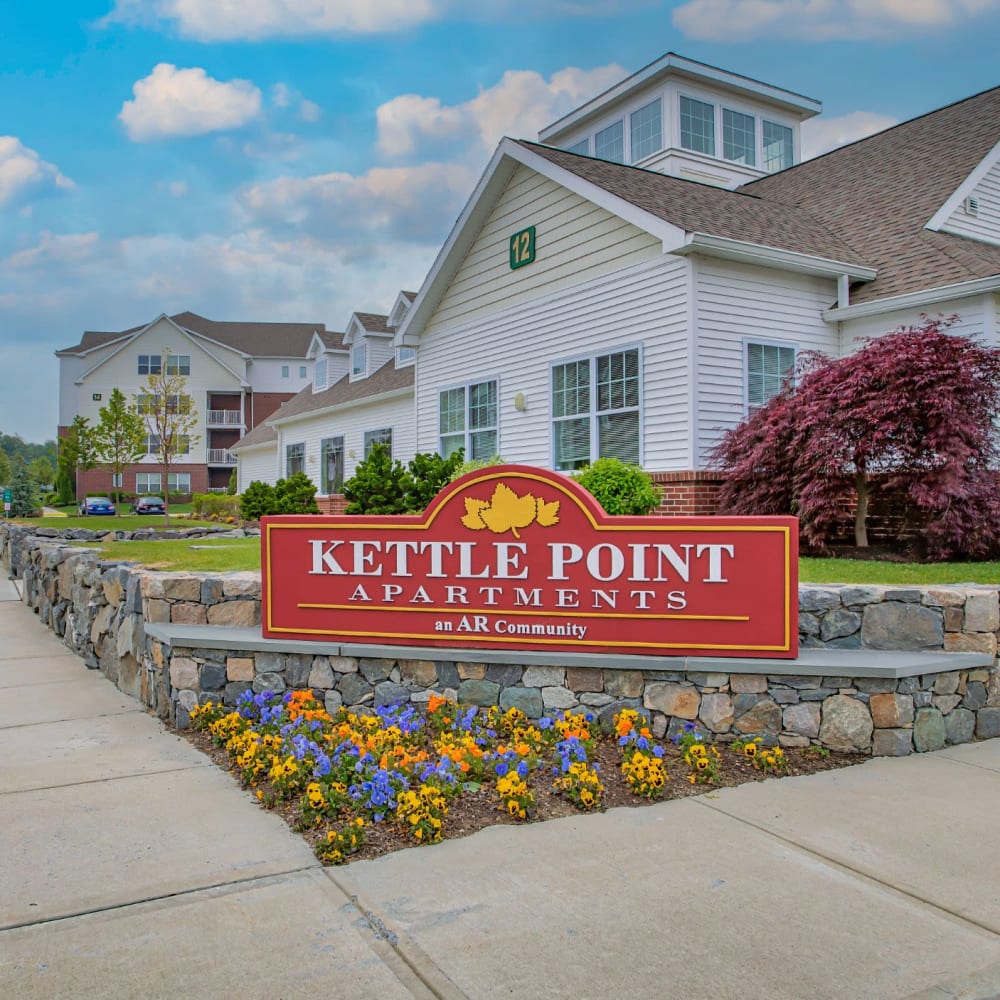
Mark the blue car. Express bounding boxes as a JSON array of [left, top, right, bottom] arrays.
[[79, 496, 116, 515]]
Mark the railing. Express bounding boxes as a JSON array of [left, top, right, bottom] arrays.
[[207, 410, 243, 426], [206, 450, 237, 465]]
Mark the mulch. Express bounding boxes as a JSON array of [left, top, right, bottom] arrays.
[[181, 727, 864, 865]]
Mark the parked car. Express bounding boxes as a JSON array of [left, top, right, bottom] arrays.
[[78, 496, 116, 516], [130, 496, 166, 515]]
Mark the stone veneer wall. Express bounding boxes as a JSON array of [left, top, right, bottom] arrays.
[[4, 526, 1000, 758]]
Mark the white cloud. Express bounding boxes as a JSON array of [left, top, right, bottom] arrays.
[[672, 0, 999, 40], [102, 0, 646, 40], [0, 137, 74, 208], [119, 64, 262, 142], [377, 64, 626, 158], [240, 162, 476, 243], [801, 110, 898, 160], [271, 82, 322, 122]]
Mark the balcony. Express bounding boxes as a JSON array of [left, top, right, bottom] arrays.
[[206, 449, 237, 466], [207, 410, 243, 426]]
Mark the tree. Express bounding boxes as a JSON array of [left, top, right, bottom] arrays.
[[60, 416, 97, 505], [7, 457, 38, 517], [0, 448, 10, 489], [136, 349, 200, 526], [92, 388, 146, 514], [712, 317, 1000, 560], [28, 456, 55, 490]]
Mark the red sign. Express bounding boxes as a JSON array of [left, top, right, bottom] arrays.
[[261, 466, 798, 658]]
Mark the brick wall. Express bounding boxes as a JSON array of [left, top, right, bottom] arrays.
[[650, 471, 726, 516], [316, 494, 349, 515], [77, 463, 210, 498], [248, 392, 295, 427]]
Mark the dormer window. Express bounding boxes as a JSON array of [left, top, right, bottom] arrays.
[[763, 121, 793, 172], [630, 99, 662, 163], [680, 96, 715, 156], [314, 359, 327, 390], [594, 120, 624, 163], [723, 109, 755, 166], [351, 343, 367, 377], [565, 138, 589, 156], [396, 346, 416, 366]]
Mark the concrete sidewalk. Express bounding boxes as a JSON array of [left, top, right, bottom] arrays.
[[2, 576, 1000, 999]]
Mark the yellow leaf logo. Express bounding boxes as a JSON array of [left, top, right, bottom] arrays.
[[459, 482, 560, 538]]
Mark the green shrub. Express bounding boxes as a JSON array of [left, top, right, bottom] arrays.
[[274, 472, 319, 515], [192, 492, 241, 519], [405, 450, 465, 511], [240, 480, 277, 521], [55, 467, 75, 506], [227, 468, 238, 495], [8, 461, 39, 517], [572, 458, 660, 515], [342, 444, 411, 514], [449, 455, 506, 482]]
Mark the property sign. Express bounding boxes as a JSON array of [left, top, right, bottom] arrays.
[[261, 466, 798, 658], [509, 226, 536, 270], [3, 489, 10, 514]]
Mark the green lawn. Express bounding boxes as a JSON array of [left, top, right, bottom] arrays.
[[21, 514, 220, 530], [799, 558, 1000, 585], [55, 537, 1000, 582], [69, 536, 260, 572]]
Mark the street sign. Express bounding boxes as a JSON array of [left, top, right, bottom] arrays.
[[2, 490, 10, 503]]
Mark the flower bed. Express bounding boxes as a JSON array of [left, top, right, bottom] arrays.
[[188, 691, 858, 864]]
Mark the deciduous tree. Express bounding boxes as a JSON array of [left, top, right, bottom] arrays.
[[136, 349, 199, 526], [712, 317, 1000, 560], [92, 388, 146, 514]]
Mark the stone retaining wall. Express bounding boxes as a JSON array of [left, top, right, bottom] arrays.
[[5, 525, 1000, 758]]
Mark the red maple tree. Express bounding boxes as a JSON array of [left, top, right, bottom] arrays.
[[712, 317, 1000, 560]]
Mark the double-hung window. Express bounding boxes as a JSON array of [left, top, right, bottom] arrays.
[[352, 344, 367, 377], [396, 346, 416, 366], [137, 393, 158, 414], [321, 436, 344, 493], [364, 428, 392, 458], [439, 380, 498, 460], [552, 348, 640, 470], [680, 96, 715, 156], [142, 433, 160, 455], [168, 473, 191, 494], [564, 138, 589, 156], [746, 342, 795, 412], [630, 99, 662, 162], [138, 354, 161, 375], [165, 355, 190, 375], [314, 360, 328, 391], [286, 442, 305, 476]]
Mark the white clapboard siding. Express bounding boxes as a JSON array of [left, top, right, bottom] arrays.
[[416, 254, 691, 471], [695, 259, 838, 462], [237, 446, 279, 491], [840, 295, 988, 348], [941, 158, 1000, 245], [277, 392, 417, 493], [426, 165, 662, 331]]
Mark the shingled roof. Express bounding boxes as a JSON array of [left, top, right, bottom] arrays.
[[351, 312, 393, 335], [518, 140, 870, 268], [741, 86, 1000, 304], [244, 357, 414, 436], [57, 312, 343, 356], [231, 421, 277, 451]]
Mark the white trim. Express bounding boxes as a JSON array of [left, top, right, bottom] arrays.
[[742, 337, 797, 416], [983, 292, 998, 346], [686, 257, 699, 469], [549, 343, 644, 471], [55, 332, 133, 358], [75, 314, 248, 387], [673, 232, 877, 281], [395, 138, 686, 347], [388, 291, 416, 330], [822, 275, 1000, 321], [267, 386, 413, 428], [350, 342, 368, 381], [925, 139, 1000, 232], [363, 426, 394, 460], [539, 52, 820, 144]]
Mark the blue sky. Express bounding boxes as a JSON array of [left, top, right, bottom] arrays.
[[2, 0, 998, 442]]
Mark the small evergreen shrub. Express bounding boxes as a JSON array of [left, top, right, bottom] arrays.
[[449, 455, 506, 482], [8, 462, 40, 517], [240, 480, 277, 521], [274, 472, 320, 515], [342, 444, 411, 514], [573, 458, 660, 516], [405, 450, 465, 512], [227, 468, 238, 495]]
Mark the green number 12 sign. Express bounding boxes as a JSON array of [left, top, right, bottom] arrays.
[[509, 226, 536, 270]]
